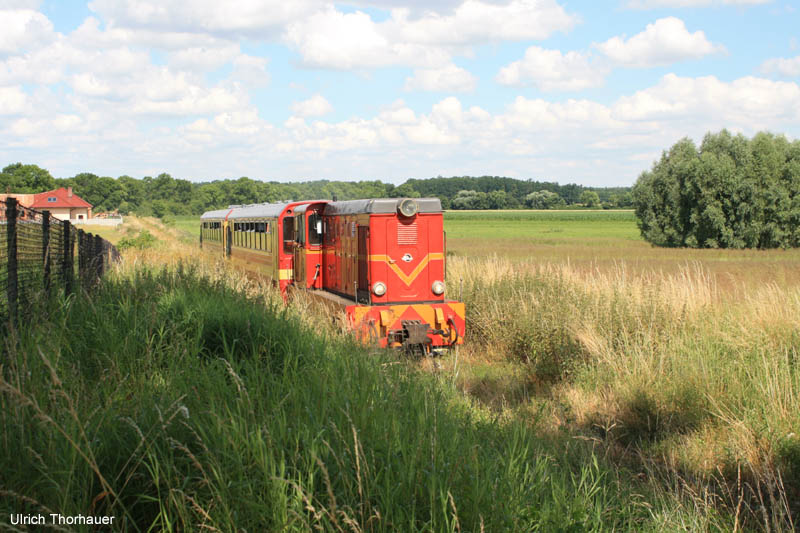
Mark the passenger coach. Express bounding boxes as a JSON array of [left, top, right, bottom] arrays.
[[200, 198, 465, 354]]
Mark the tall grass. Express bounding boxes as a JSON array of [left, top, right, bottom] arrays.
[[1, 253, 735, 531], [449, 255, 799, 531]]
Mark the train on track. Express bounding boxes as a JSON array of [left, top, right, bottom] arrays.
[[199, 198, 465, 354]]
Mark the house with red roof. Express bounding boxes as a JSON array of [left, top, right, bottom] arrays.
[[1, 187, 92, 221]]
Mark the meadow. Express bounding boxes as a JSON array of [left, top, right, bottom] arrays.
[[2, 211, 797, 531], [443, 210, 800, 291], [1, 224, 738, 532], [443, 210, 800, 531]]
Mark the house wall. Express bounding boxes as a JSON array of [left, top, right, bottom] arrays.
[[70, 208, 90, 220], [47, 208, 73, 220], [0, 194, 35, 207]]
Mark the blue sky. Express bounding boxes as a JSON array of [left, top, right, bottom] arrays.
[[1, 0, 798, 186]]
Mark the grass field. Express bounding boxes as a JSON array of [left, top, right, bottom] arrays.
[[5, 210, 795, 530], [1, 234, 741, 532], [441, 210, 800, 531], [444, 210, 800, 292], [157, 211, 800, 529]]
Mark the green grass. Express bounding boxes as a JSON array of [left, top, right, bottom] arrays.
[[71, 224, 129, 246], [444, 210, 800, 290], [444, 210, 640, 250], [172, 215, 201, 242], [1, 261, 735, 532]]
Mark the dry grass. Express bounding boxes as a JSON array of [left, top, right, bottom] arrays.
[[445, 254, 800, 530], [115, 214, 800, 529]]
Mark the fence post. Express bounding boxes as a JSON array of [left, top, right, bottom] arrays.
[[42, 210, 50, 294], [62, 220, 73, 295], [77, 230, 85, 284], [94, 234, 104, 280], [6, 198, 18, 325]]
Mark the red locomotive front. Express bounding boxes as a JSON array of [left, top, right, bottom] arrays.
[[321, 198, 465, 354]]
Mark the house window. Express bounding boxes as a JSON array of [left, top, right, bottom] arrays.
[[78, 215, 84, 220], [48, 197, 57, 202]]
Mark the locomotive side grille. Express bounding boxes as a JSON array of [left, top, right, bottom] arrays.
[[397, 223, 417, 245]]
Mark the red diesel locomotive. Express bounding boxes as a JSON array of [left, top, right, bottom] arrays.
[[200, 198, 465, 353]]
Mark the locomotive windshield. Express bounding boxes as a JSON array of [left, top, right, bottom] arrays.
[[283, 217, 294, 252], [296, 215, 305, 245]]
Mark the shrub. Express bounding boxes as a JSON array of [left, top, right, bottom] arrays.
[[117, 229, 157, 250], [633, 130, 800, 248]]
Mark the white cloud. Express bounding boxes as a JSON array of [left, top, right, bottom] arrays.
[[388, 0, 576, 46], [168, 74, 798, 182], [87, 0, 319, 38], [0, 86, 29, 114], [4, 73, 799, 184], [626, 0, 770, 7], [70, 73, 113, 97], [290, 94, 334, 117], [760, 55, 800, 77], [284, 7, 449, 70], [231, 54, 270, 87], [496, 46, 607, 91], [404, 63, 477, 92], [0, 13, 252, 120], [495, 17, 723, 91], [0, 9, 56, 54], [0, 1, 41, 9], [72, 16, 238, 52], [285, 0, 576, 70], [612, 73, 800, 126], [1, 2, 797, 186], [168, 43, 240, 71], [596, 17, 724, 67]]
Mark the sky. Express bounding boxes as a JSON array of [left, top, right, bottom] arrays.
[[1, 0, 798, 186]]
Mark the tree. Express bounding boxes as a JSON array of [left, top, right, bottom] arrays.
[[526, 190, 564, 209], [0, 163, 55, 193], [389, 183, 421, 198], [633, 130, 800, 249], [451, 190, 489, 209], [487, 190, 508, 209], [579, 190, 600, 207]]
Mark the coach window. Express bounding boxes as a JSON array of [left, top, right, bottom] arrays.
[[308, 213, 322, 246]]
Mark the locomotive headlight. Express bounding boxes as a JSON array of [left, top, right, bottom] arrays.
[[431, 280, 445, 295], [372, 282, 387, 296], [397, 198, 418, 217]]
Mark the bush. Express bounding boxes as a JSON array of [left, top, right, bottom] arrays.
[[633, 130, 800, 248], [117, 230, 158, 250]]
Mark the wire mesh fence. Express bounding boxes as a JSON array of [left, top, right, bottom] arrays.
[[1, 197, 119, 326]]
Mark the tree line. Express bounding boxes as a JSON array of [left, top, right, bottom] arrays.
[[633, 130, 800, 249], [0, 164, 633, 216]]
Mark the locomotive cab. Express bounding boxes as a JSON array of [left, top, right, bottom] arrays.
[[291, 202, 327, 289], [321, 198, 464, 353]]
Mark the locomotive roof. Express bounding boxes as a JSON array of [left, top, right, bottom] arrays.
[[324, 198, 442, 216]]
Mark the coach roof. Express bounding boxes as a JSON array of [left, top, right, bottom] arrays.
[[227, 202, 291, 219], [201, 202, 291, 220], [323, 198, 441, 216], [200, 208, 232, 220]]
